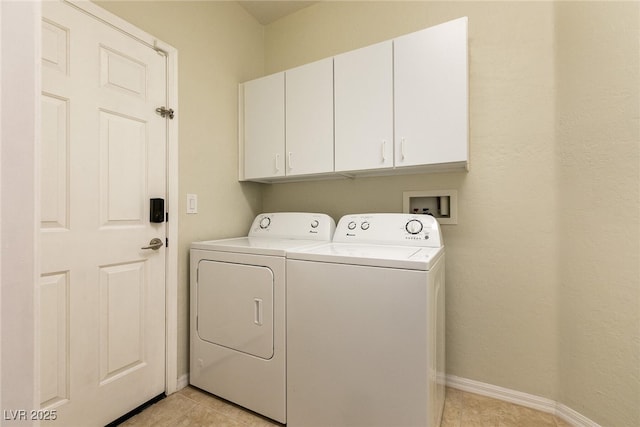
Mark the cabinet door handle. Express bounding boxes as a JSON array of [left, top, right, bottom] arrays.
[[275, 154, 280, 172], [382, 140, 387, 162], [288, 151, 293, 170]]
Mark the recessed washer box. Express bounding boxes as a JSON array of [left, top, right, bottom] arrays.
[[403, 190, 458, 225]]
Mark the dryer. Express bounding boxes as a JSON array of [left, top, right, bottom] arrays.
[[190, 212, 335, 423], [286, 213, 446, 427]]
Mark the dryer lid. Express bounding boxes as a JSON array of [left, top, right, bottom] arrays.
[[191, 237, 329, 256]]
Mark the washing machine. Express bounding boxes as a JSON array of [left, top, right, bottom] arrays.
[[190, 212, 335, 423], [286, 213, 446, 427]]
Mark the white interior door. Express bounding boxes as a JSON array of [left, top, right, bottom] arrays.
[[40, 1, 167, 425]]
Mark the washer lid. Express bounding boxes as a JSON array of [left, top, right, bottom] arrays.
[[287, 243, 444, 270], [191, 237, 329, 256]]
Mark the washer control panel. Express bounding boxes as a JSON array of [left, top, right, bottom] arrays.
[[333, 214, 443, 247], [249, 212, 336, 240], [405, 219, 423, 235]]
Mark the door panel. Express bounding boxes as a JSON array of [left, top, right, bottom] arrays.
[[41, 93, 69, 230], [39, 272, 69, 408], [40, 1, 167, 425], [42, 18, 69, 76], [99, 261, 147, 384], [99, 46, 148, 98], [99, 110, 147, 226], [197, 261, 274, 360]]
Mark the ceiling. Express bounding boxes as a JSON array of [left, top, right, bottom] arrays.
[[238, 1, 319, 25]]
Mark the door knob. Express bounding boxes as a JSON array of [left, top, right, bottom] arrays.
[[141, 238, 164, 250]]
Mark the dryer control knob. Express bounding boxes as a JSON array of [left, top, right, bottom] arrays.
[[361, 221, 370, 230], [259, 217, 271, 229], [311, 219, 319, 228], [405, 219, 423, 235], [347, 221, 357, 230]]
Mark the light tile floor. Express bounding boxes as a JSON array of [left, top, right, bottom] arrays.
[[441, 388, 571, 427], [119, 386, 572, 427]]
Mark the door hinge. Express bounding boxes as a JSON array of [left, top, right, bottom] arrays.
[[156, 106, 175, 119], [165, 237, 169, 248], [153, 41, 168, 57], [166, 212, 169, 222]]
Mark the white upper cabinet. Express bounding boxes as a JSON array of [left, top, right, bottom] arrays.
[[285, 58, 334, 176], [394, 17, 468, 168], [243, 72, 285, 180], [334, 41, 394, 173], [239, 17, 468, 182]]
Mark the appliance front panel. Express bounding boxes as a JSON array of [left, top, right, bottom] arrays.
[[286, 259, 432, 427], [197, 260, 274, 360]]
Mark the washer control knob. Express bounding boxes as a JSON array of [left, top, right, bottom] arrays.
[[259, 217, 271, 229], [405, 219, 423, 235], [361, 221, 370, 230], [310, 219, 319, 228], [347, 221, 357, 230]]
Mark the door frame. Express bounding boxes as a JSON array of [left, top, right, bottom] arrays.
[[50, 0, 180, 395], [1, 0, 41, 417]]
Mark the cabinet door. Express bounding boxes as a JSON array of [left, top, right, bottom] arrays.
[[334, 41, 393, 172], [285, 58, 334, 176], [394, 17, 468, 167], [243, 72, 285, 180]]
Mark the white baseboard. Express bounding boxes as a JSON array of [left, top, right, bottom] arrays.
[[555, 403, 603, 427], [175, 374, 190, 391], [446, 375, 601, 427]]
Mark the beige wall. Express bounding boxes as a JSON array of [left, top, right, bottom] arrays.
[[93, 2, 640, 425], [556, 2, 640, 426], [263, 1, 559, 400], [263, 2, 640, 425], [96, 1, 265, 378]]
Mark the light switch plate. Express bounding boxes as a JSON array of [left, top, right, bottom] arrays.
[[186, 193, 198, 214]]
